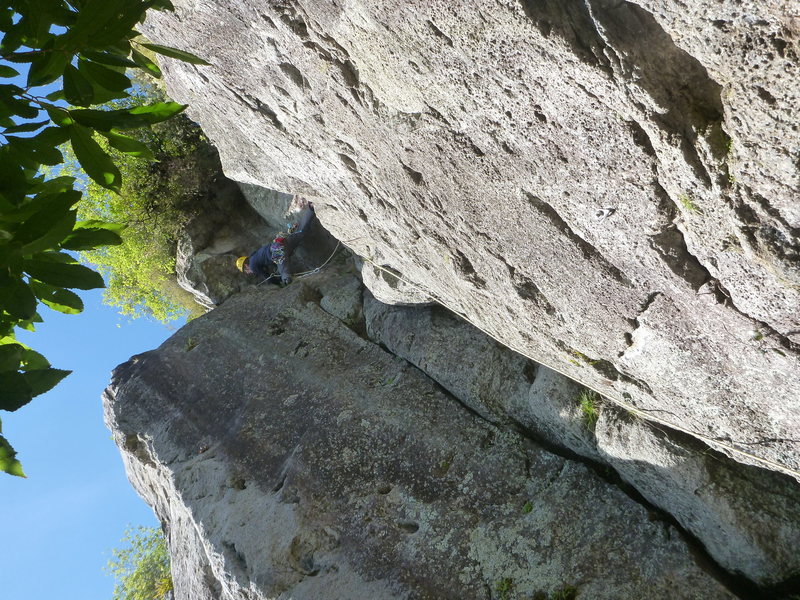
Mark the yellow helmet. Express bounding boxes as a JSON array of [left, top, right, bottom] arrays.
[[235, 256, 248, 272]]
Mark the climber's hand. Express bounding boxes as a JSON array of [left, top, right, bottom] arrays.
[[281, 274, 292, 286]]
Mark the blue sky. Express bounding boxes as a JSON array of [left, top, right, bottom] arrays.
[[0, 21, 187, 599], [1, 291, 176, 600]]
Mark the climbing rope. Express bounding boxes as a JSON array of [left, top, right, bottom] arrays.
[[293, 240, 342, 278], [338, 240, 800, 481]]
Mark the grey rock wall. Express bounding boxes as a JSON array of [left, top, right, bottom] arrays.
[[105, 267, 739, 600], [174, 176, 272, 309], [364, 297, 800, 585], [175, 176, 339, 308], [141, 0, 800, 479]]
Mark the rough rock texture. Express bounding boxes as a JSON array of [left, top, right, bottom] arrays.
[[176, 177, 339, 308], [105, 267, 738, 600], [143, 0, 800, 478], [174, 176, 272, 309], [236, 182, 294, 226], [364, 297, 800, 585], [595, 412, 800, 586]]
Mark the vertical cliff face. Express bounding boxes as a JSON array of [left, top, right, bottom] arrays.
[[106, 265, 752, 600], [363, 297, 800, 585], [114, 0, 800, 596], [140, 0, 800, 480]]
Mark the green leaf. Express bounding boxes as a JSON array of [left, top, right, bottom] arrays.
[[16, 4, 54, 49], [32, 176, 77, 197], [16, 318, 36, 332], [61, 226, 123, 251], [100, 130, 154, 159], [69, 124, 122, 192], [0, 148, 29, 206], [81, 50, 138, 68], [7, 135, 64, 167], [70, 108, 136, 131], [18, 211, 77, 255], [45, 106, 75, 127], [0, 277, 37, 319], [139, 42, 211, 66], [75, 219, 126, 235], [68, 0, 135, 47], [0, 87, 39, 119], [0, 83, 24, 100], [0, 371, 32, 411], [24, 258, 105, 290], [72, 102, 187, 131], [85, 81, 130, 104], [0, 344, 23, 372], [34, 125, 72, 147], [30, 281, 84, 314], [128, 101, 188, 123], [8, 190, 81, 226], [21, 348, 49, 370], [27, 42, 71, 87], [2, 119, 49, 134], [0, 24, 24, 54], [131, 48, 161, 78], [49, 4, 78, 28], [74, 0, 150, 49], [0, 65, 21, 78], [31, 250, 79, 264], [78, 58, 131, 92], [63, 64, 95, 107], [45, 89, 66, 102], [23, 367, 71, 397], [0, 433, 26, 477]]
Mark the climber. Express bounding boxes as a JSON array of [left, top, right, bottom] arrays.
[[236, 201, 316, 285]]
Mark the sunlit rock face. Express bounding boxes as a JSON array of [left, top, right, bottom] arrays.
[[105, 267, 741, 600], [141, 0, 799, 480]]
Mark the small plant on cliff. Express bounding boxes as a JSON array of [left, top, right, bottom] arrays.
[[494, 577, 514, 600], [550, 584, 578, 600], [678, 193, 700, 213], [106, 526, 173, 600], [577, 389, 600, 431]]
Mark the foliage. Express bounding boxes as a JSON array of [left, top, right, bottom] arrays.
[[106, 526, 173, 600], [577, 389, 600, 431], [522, 500, 533, 514], [494, 577, 513, 600], [0, 0, 209, 476], [550, 584, 578, 600], [678, 193, 700, 213], [64, 81, 212, 322]]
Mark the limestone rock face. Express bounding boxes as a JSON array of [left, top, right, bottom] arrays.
[[174, 176, 272, 309], [105, 268, 738, 600], [176, 178, 341, 308], [142, 0, 800, 478], [364, 297, 800, 585]]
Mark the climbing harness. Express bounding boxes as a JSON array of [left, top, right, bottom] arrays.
[[269, 236, 287, 265], [256, 241, 343, 286]]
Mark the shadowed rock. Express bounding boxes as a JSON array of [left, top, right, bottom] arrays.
[[104, 268, 737, 600]]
